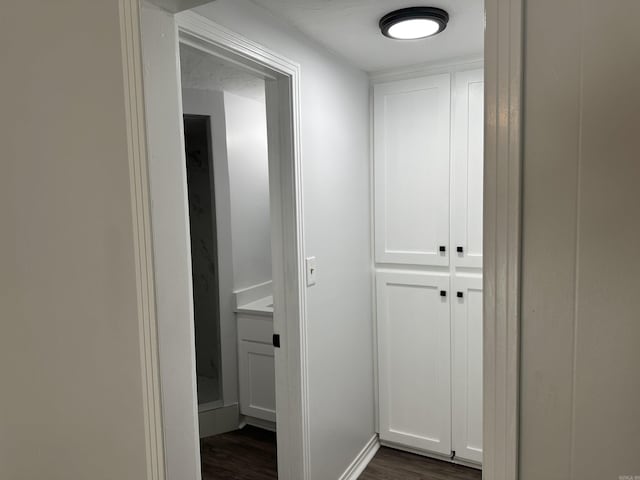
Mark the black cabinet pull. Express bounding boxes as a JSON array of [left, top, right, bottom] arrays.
[[457, 246, 464, 253], [440, 290, 447, 297], [457, 291, 464, 298], [439, 245, 446, 253]]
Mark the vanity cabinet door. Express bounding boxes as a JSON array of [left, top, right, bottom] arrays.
[[237, 314, 275, 422], [238, 340, 276, 422]]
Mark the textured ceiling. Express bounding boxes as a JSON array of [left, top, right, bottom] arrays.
[[250, 0, 484, 72], [180, 44, 266, 101]]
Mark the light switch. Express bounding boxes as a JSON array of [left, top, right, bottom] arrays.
[[306, 257, 317, 286]]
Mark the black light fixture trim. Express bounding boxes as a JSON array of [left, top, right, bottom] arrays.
[[379, 6, 449, 39]]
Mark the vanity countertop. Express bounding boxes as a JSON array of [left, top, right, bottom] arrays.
[[236, 295, 274, 316]]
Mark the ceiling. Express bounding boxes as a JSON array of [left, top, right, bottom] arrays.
[[250, 0, 484, 72], [180, 44, 266, 101]]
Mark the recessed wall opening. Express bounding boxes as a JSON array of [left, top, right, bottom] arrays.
[[139, 1, 517, 479]]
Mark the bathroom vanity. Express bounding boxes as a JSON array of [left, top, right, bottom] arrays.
[[236, 295, 276, 429]]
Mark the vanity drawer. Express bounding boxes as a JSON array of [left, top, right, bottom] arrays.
[[237, 314, 273, 344]]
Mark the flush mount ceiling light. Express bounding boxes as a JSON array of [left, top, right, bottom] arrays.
[[379, 7, 449, 40]]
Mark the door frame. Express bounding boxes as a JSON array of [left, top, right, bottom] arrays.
[[176, 10, 311, 480], [483, 0, 523, 479], [187, 8, 310, 478], [120, 2, 309, 479], [118, 0, 524, 479]]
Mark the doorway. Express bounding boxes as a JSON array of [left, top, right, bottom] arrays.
[[140, 6, 309, 479], [136, 1, 523, 479], [180, 42, 278, 472]]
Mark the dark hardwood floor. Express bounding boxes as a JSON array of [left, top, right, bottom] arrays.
[[360, 447, 481, 480], [200, 427, 481, 480], [200, 426, 277, 480]]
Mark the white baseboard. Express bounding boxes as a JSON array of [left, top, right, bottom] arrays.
[[338, 434, 380, 480], [198, 404, 240, 438], [240, 415, 277, 432]]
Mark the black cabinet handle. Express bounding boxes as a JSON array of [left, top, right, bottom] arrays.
[[457, 291, 464, 298], [440, 290, 447, 297], [457, 246, 464, 253], [439, 245, 446, 253]]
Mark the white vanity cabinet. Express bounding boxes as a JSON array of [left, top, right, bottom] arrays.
[[237, 312, 276, 423]]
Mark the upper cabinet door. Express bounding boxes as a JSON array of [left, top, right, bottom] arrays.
[[374, 74, 451, 266], [452, 69, 484, 269]]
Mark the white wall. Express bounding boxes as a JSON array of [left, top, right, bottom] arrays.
[[520, 1, 640, 479], [192, 2, 374, 480], [224, 91, 272, 291], [0, 2, 149, 479]]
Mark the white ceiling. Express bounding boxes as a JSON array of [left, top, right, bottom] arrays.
[[180, 44, 266, 101], [250, 0, 484, 72]]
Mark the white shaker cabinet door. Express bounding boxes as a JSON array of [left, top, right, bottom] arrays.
[[374, 74, 452, 266], [452, 69, 484, 269], [452, 275, 483, 464], [376, 271, 452, 455], [237, 315, 276, 422]]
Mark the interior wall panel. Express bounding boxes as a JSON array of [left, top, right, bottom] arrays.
[[521, 0, 640, 478]]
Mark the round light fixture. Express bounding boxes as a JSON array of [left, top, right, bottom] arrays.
[[379, 7, 449, 40]]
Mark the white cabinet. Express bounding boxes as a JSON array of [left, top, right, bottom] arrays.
[[374, 75, 451, 266], [452, 275, 483, 463], [373, 69, 484, 466], [452, 69, 484, 269], [237, 314, 276, 423], [376, 271, 452, 455]]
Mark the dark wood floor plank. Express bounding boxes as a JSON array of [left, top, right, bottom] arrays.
[[360, 447, 482, 480], [200, 426, 277, 480], [200, 428, 481, 480]]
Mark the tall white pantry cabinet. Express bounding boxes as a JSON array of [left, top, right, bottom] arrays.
[[373, 68, 484, 465]]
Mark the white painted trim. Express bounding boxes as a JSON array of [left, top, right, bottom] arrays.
[[241, 416, 277, 433], [483, 0, 523, 479], [370, 56, 484, 84], [119, 1, 165, 479], [337, 435, 380, 480], [198, 404, 240, 438], [175, 11, 310, 480]]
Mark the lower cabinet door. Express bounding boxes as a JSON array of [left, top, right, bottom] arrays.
[[376, 271, 452, 455], [238, 340, 276, 422], [452, 275, 483, 464]]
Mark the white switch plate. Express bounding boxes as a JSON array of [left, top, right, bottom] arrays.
[[305, 257, 317, 286]]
